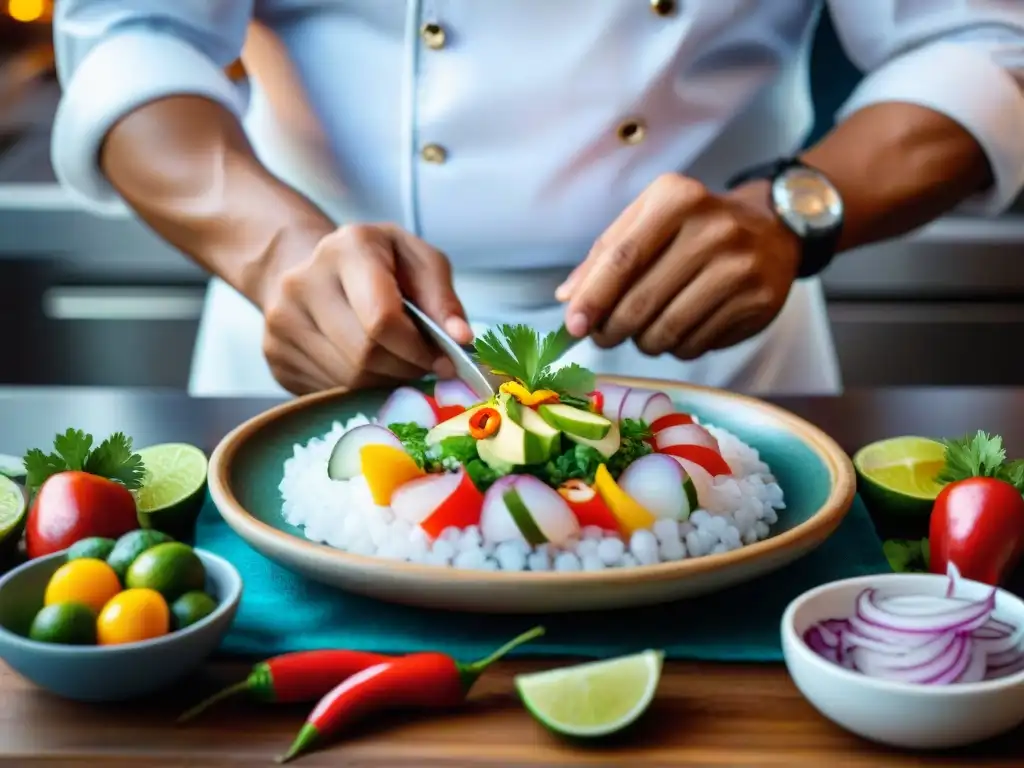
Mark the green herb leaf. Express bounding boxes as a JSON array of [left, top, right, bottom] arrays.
[[607, 425, 654, 477], [387, 422, 432, 470], [619, 418, 653, 442], [473, 324, 594, 397], [23, 429, 147, 492], [465, 458, 505, 492], [537, 363, 595, 399], [83, 432, 146, 490], [22, 448, 67, 493], [438, 436, 478, 464], [473, 325, 532, 383], [996, 459, 1024, 493], [882, 538, 930, 573], [53, 428, 93, 471], [936, 430, 1007, 485]]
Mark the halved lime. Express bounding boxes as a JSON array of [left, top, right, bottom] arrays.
[[0, 475, 27, 548], [853, 436, 946, 535], [134, 443, 208, 541], [514, 650, 663, 738]]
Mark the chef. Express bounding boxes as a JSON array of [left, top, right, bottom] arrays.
[[52, 2, 1024, 398]]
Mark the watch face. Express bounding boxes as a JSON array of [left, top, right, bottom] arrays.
[[771, 167, 843, 237]]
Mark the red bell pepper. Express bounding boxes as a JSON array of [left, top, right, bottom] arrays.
[[658, 444, 732, 477], [928, 431, 1024, 586], [649, 412, 694, 433], [557, 479, 620, 532]]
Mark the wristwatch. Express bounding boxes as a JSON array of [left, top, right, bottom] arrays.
[[725, 157, 844, 279]]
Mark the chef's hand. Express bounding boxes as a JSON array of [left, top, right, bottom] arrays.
[[556, 175, 800, 359], [259, 223, 473, 395]]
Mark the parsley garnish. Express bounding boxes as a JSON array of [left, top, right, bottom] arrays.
[[937, 430, 1024, 492], [473, 324, 594, 401], [22, 429, 146, 493], [387, 422, 434, 470], [883, 538, 930, 573]]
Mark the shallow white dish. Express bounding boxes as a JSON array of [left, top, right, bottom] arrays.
[[782, 572, 1024, 750]]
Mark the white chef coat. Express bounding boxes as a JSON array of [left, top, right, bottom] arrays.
[[51, 1, 1024, 398]]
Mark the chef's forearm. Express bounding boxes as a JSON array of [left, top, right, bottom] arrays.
[[100, 96, 336, 308], [795, 103, 994, 253]]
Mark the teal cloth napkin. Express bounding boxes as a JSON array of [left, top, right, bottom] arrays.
[[193, 495, 889, 661]]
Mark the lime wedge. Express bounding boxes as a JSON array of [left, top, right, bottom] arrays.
[[514, 650, 663, 738], [134, 443, 209, 541], [853, 436, 946, 536], [0, 453, 25, 480], [0, 476, 27, 547]]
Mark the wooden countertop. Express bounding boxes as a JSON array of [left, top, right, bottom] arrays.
[[0, 387, 1022, 766]]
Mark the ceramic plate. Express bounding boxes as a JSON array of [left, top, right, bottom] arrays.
[[208, 377, 856, 613]]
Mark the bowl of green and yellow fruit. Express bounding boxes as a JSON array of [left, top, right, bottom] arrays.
[[0, 530, 241, 702]]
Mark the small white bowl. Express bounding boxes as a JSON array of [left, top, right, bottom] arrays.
[[782, 572, 1024, 750]]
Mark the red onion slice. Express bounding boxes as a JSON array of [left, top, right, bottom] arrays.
[[856, 587, 995, 634]]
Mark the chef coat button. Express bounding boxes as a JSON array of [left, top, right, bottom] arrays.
[[421, 144, 448, 164], [617, 118, 648, 146], [650, 0, 677, 16], [421, 22, 447, 49]]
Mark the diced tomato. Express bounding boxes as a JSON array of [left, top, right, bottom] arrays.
[[420, 471, 485, 538], [557, 479, 621, 533], [435, 404, 466, 422], [587, 390, 605, 415], [658, 444, 732, 477], [650, 412, 694, 433]]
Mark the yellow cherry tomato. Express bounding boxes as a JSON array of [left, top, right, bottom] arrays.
[[44, 558, 121, 614], [96, 588, 170, 646]]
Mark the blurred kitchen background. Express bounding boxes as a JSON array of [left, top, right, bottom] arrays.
[[2, 3, 1024, 389]]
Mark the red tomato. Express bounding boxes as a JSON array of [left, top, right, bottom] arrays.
[[658, 444, 732, 477], [929, 477, 1024, 586], [650, 413, 694, 432], [25, 471, 139, 559], [420, 471, 485, 538], [558, 479, 620, 533]]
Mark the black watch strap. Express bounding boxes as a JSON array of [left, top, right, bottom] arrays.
[[725, 157, 843, 279]]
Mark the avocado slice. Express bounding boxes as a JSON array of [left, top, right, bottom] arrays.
[[566, 420, 622, 459], [538, 403, 612, 440], [425, 404, 487, 447], [476, 395, 559, 468]]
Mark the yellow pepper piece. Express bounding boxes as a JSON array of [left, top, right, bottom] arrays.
[[593, 463, 657, 535], [499, 381, 560, 406], [359, 444, 426, 505]]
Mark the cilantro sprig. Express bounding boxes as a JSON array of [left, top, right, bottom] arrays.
[[473, 324, 594, 401], [937, 430, 1024, 492], [23, 429, 146, 493]]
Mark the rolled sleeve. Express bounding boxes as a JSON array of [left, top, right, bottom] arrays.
[[52, 30, 247, 216], [836, 42, 1024, 216]]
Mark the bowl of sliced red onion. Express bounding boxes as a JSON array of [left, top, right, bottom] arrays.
[[782, 564, 1024, 750]]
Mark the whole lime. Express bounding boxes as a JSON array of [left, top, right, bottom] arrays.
[[66, 537, 116, 562], [125, 542, 205, 602], [29, 603, 97, 645], [107, 529, 175, 583], [170, 590, 218, 630]]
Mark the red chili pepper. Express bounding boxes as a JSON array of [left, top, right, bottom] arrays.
[[587, 390, 604, 415], [468, 407, 501, 439], [176, 649, 390, 723], [279, 626, 544, 763]]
